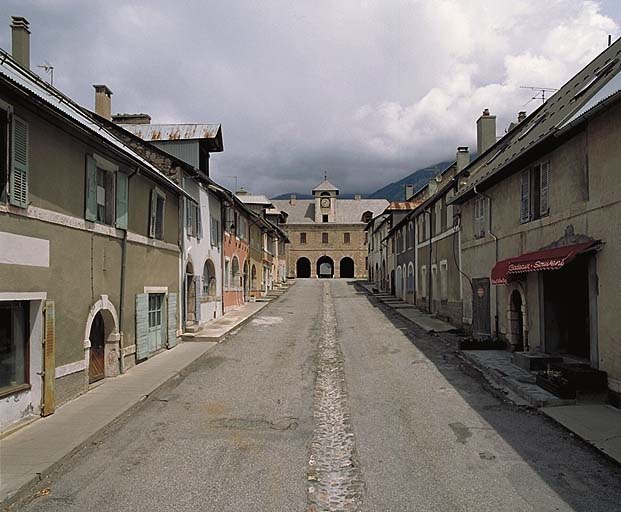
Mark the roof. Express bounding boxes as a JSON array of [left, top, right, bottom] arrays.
[[384, 201, 422, 211], [117, 123, 223, 152], [451, 37, 621, 204], [0, 49, 189, 198], [312, 179, 339, 193], [271, 198, 388, 224], [236, 194, 273, 206]]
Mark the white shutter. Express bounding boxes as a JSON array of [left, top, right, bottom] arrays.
[[10, 116, 29, 208], [167, 293, 178, 348], [540, 162, 549, 216], [520, 171, 531, 223]]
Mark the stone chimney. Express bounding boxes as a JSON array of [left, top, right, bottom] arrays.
[[476, 108, 496, 155], [354, 194, 361, 201], [518, 111, 527, 123], [456, 146, 469, 173], [93, 85, 113, 120], [112, 113, 151, 125], [289, 194, 297, 206], [11, 16, 30, 69], [404, 184, 414, 200]]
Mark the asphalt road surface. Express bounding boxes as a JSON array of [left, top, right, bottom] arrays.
[[14, 280, 621, 511]]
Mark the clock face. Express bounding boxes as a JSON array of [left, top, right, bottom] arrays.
[[320, 198, 330, 208]]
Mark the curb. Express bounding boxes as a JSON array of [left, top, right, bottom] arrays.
[[1, 287, 287, 510]]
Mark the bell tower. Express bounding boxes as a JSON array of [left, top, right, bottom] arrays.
[[313, 173, 339, 223]]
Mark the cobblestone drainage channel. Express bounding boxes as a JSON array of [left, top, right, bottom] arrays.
[[307, 282, 365, 511]]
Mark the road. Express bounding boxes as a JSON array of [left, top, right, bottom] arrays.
[[15, 280, 621, 511]]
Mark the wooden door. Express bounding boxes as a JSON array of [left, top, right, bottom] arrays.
[[89, 312, 105, 383], [148, 294, 164, 353], [472, 278, 491, 339]]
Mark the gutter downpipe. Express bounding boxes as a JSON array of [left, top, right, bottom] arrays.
[[474, 184, 499, 339], [426, 208, 432, 313], [118, 167, 139, 374]]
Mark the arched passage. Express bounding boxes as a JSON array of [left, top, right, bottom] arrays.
[[317, 256, 334, 278], [508, 288, 525, 351], [251, 264, 258, 289], [84, 295, 120, 383], [296, 257, 311, 278], [186, 261, 196, 323], [340, 257, 355, 278]]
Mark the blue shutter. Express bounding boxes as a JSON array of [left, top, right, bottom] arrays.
[[10, 116, 29, 208], [167, 293, 178, 348], [85, 155, 97, 221], [135, 294, 149, 361], [115, 172, 129, 229], [194, 276, 202, 323]]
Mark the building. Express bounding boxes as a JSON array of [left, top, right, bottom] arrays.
[[0, 18, 185, 431], [272, 179, 388, 279], [450, 38, 621, 405]]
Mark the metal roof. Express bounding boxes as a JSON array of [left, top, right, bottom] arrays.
[[451, 37, 621, 204], [312, 179, 339, 192], [236, 194, 273, 206], [0, 49, 188, 198], [271, 198, 388, 224], [384, 201, 422, 211], [117, 123, 224, 152]]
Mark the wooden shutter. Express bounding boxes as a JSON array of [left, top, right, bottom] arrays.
[[115, 172, 129, 229], [167, 292, 178, 348], [135, 294, 149, 361], [194, 276, 202, 323], [85, 155, 97, 221], [185, 198, 191, 230], [10, 116, 29, 208], [42, 300, 56, 416], [196, 205, 202, 240], [520, 171, 530, 223], [149, 189, 157, 238], [540, 162, 549, 216]]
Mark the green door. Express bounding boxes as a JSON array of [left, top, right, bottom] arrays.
[[148, 294, 164, 353]]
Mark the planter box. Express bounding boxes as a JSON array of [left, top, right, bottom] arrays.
[[550, 363, 608, 392], [536, 374, 576, 399], [459, 339, 507, 351]]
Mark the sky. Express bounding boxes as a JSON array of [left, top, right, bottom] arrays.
[[1, 1, 619, 197]]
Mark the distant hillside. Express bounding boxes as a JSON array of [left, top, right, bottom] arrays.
[[368, 160, 453, 201]]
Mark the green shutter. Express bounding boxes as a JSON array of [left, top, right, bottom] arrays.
[[10, 116, 29, 208], [167, 293, 178, 348], [115, 172, 129, 229], [135, 294, 149, 361], [85, 155, 97, 221], [149, 189, 157, 237]]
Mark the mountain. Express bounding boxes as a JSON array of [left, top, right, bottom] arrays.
[[271, 193, 364, 200], [367, 160, 453, 201]]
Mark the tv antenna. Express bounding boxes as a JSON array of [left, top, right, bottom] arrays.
[[37, 61, 54, 86], [223, 175, 239, 192], [520, 86, 558, 106]]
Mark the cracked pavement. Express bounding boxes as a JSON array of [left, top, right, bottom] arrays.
[[13, 280, 621, 511]]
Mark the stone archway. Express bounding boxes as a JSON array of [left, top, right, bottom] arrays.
[[507, 284, 527, 351], [317, 256, 334, 278], [339, 257, 355, 278], [83, 295, 120, 384], [296, 257, 311, 278]]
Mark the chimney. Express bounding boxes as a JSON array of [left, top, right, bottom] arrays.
[[93, 85, 113, 120], [476, 108, 496, 155], [112, 113, 151, 125], [404, 184, 414, 200], [11, 16, 30, 69], [289, 194, 297, 206], [456, 146, 469, 173], [428, 178, 438, 196], [354, 194, 361, 201], [517, 111, 527, 123]]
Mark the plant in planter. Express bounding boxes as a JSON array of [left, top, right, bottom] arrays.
[[536, 368, 576, 399]]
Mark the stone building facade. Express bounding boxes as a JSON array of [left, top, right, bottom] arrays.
[[272, 180, 388, 279]]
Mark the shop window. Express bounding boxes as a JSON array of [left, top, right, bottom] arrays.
[[0, 301, 29, 395]]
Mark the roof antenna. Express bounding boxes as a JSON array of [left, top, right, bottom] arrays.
[[609, 34, 612, 47], [324, 170, 328, 181], [37, 61, 54, 86], [520, 86, 558, 105]]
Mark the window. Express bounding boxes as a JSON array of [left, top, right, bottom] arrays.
[[435, 201, 442, 235], [420, 266, 427, 298], [300, 232, 307, 244], [148, 294, 164, 329], [210, 215, 220, 247], [203, 259, 217, 297], [431, 264, 438, 299], [7, 114, 29, 209], [364, 231, 368, 244], [322, 232, 329, 244], [149, 188, 166, 240], [186, 201, 202, 239], [0, 106, 8, 202], [231, 257, 240, 288], [344, 232, 350, 244], [474, 196, 487, 239], [440, 260, 448, 301], [322, 214, 329, 223], [96, 168, 115, 225], [224, 260, 230, 289], [0, 301, 29, 394], [521, 162, 550, 223]]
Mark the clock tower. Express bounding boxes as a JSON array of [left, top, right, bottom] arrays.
[[313, 175, 339, 223]]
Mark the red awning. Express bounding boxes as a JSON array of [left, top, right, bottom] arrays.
[[491, 241, 599, 285]]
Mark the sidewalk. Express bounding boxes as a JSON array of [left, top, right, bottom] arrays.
[[0, 297, 276, 507]]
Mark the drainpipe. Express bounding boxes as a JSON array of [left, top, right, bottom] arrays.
[[474, 184, 499, 339], [220, 198, 228, 316], [118, 167, 139, 374], [426, 208, 432, 313]]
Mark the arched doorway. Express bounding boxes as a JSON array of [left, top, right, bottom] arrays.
[[296, 257, 311, 278], [186, 261, 196, 324], [340, 257, 355, 278], [251, 264, 258, 289], [509, 289, 525, 351], [89, 312, 106, 383], [231, 257, 240, 289], [317, 256, 334, 278], [390, 270, 395, 295]]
